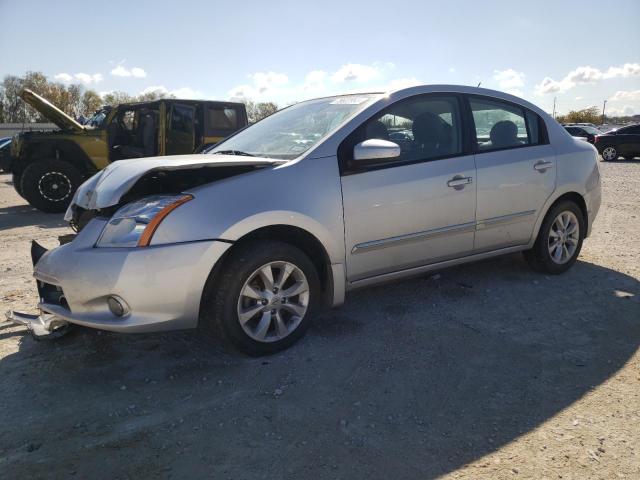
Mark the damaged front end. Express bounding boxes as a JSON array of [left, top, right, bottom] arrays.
[[5, 239, 74, 339]]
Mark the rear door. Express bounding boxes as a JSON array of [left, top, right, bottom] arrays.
[[166, 103, 196, 155], [468, 95, 556, 252]]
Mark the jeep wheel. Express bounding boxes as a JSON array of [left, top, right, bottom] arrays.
[[12, 171, 25, 198], [201, 240, 321, 356], [21, 160, 83, 213]]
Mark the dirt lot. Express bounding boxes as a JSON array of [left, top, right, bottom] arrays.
[[0, 161, 638, 480]]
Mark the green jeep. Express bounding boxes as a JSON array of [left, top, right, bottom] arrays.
[[6, 89, 248, 212]]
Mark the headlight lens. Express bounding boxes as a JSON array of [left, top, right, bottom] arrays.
[[96, 194, 193, 248]]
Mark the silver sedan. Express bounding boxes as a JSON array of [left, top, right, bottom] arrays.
[[8, 85, 601, 355]]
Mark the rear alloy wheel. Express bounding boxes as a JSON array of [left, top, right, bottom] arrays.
[[523, 200, 585, 274], [20, 160, 83, 213], [201, 240, 321, 356], [601, 146, 618, 161]]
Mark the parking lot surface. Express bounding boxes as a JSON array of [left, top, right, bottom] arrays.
[[0, 161, 638, 479]]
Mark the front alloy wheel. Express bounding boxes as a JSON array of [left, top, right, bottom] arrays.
[[601, 146, 618, 161], [201, 240, 320, 356], [237, 261, 310, 342]]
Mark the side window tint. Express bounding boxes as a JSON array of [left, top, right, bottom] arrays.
[[470, 98, 530, 150], [171, 105, 193, 133], [526, 110, 541, 144], [362, 95, 462, 164], [208, 107, 238, 130]]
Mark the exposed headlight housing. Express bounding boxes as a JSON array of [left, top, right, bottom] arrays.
[[96, 194, 193, 248]]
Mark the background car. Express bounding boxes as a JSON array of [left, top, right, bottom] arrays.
[[564, 124, 602, 144], [594, 123, 640, 160], [6, 89, 249, 212]]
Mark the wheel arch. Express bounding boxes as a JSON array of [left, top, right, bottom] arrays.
[[25, 140, 94, 175], [531, 190, 589, 247], [200, 225, 338, 317]]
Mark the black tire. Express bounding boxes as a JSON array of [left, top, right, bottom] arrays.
[[601, 146, 618, 161], [20, 160, 83, 213], [523, 200, 585, 274], [200, 240, 321, 356], [11, 171, 25, 198]]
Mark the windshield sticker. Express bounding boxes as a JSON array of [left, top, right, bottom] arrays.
[[330, 96, 370, 105]]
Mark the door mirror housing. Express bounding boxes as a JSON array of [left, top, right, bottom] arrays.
[[353, 139, 401, 164]]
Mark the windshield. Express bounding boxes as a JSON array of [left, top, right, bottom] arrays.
[[85, 110, 108, 128], [209, 94, 381, 160]]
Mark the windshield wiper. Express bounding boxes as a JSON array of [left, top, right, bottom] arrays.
[[212, 149, 255, 157]]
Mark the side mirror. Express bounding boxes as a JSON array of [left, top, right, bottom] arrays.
[[353, 139, 401, 164]]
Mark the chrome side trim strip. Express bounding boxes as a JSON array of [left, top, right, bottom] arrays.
[[475, 210, 536, 230], [351, 221, 476, 254], [347, 245, 527, 290]]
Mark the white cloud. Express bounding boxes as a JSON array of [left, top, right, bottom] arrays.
[[493, 69, 525, 96], [303, 70, 328, 92], [607, 105, 638, 116], [54, 73, 73, 82], [111, 65, 147, 78], [228, 71, 290, 100], [331, 63, 380, 83], [448, 67, 456, 73], [535, 62, 640, 95], [610, 90, 640, 101], [54, 72, 102, 84]]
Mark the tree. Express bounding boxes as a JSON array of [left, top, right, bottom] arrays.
[[82, 90, 103, 116], [137, 88, 175, 102], [241, 99, 279, 123], [556, 106, 601, 125], [0, 71, 104, 122], [101, 91, 135, 106]]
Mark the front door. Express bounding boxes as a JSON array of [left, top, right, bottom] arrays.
[[166, 103, 196, 155], [468, 96, 556, 252], [341, 94, 477, 282]]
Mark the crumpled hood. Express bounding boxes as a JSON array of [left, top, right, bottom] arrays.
[[65, 154, 284, 219]]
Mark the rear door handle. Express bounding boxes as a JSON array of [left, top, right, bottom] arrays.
[[447, 176, 473, 189], [534, 160, 553, 172]]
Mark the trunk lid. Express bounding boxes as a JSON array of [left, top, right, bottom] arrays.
[[20, 89, 86, 133], [66, 154, 284, 217]]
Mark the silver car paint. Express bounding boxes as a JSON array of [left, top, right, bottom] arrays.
[[35, 85, 600, 334]]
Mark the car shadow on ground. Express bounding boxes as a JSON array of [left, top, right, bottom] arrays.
[[0, 204, 67, 230], [0, 255, 638, 479], [602, 158, 640, 164]]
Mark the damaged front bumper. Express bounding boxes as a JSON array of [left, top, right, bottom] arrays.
[[5, 219, 232, 339], [5, 238, 75, 339]]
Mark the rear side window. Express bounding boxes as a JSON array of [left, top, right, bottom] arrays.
[[470, 97, 543, 151], [205, 106, 240, 136]]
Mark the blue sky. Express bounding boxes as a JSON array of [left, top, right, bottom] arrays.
[[1, 0, 639, 115]]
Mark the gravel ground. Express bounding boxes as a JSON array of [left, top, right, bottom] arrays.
[[0, 161, 638, 479]]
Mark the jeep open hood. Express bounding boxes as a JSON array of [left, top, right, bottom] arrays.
[[66, 154, 285, 217], [20, 89, 86, 133]]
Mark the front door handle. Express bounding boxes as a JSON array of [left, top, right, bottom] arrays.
[[534, 160, 553, 172], [447, 175, 473, 190]]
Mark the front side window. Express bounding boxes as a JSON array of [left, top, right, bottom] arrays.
[[208, 94, 380, 160], [358, 95, 463, 165], [470, 97, 541, 151]]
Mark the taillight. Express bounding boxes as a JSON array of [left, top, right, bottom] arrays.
[[594, 136, 600, 143]]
